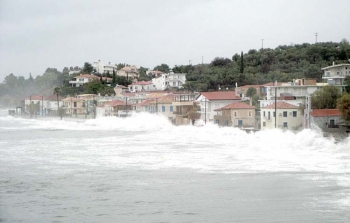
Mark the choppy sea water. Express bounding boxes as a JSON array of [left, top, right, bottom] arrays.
[[0, 109, 349, 223]]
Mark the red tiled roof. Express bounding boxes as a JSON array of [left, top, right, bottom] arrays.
[[157, 95, 173, 104], [104, 100, 125, 107], [138, 99, 154, 106], [263, 101, 299, 109], [201, 91, 241, 100], [130, 81, 153, 86], [216, 102, 255, 111], [263, 82, 283, 87], [75, 74, 99, 79], [310, 109, 342, 117]]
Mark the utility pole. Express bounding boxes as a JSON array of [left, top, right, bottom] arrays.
[[204, 98, 207, 125], [274, 80, 277, 128], [315, 32, 318, 43], [41, 95, 44, 116]]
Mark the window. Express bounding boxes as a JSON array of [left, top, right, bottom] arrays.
[[238, 120, 243, 126], [74, 102, 77, 107], [249, 111, 252, 117], [162, 106, 165, 112], [273, 112, 275, 117], [225, 120, 228, 126], [283, 111, 287, 117], [283, 122, 288, 128], [293, 111, 297, 117], [263, 111, 266, 117], [234, 111, 237, 117], [263, 122, 266, 127], [268, 111, 270, 119], [170, 106, 173, 112], [216, 119, 219, 124]]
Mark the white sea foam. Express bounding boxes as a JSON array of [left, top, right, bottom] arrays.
[[1, 113, 349, 177]]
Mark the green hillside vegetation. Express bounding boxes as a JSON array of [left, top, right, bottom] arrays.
[[1, 40, 350, 108]]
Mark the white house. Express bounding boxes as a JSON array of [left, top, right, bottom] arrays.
[[152, 71, 186, 90], [321, 63, 350, 85], [260, 101, 303, 130], [92, 60, 117, 74], [69, 74, 100, 87], [196, 91, 241, 123], [128, 81, 156, 92], [24, 95, 62, 115]]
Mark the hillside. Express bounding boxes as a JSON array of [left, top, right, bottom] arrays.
[[1, 40, 349, 107]]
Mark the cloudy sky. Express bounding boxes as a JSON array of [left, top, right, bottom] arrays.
[[0, 0, 349, 81]]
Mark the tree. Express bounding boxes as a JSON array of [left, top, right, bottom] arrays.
[[112, 69, 116, 87], [344, 76, 350, 93], [53, 87, 61, 116], [210, 57, 231, 67], [153, 64, 170, 73], [240, 51, 244, 73], [246, 87, 257, 97], [311, 85, 341, 109], [82, 62, 94, 74], [187, 103, 201, 125], [337, 94, 350, 121]]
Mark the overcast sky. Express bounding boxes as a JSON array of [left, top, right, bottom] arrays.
[[1, 0, 349, 81]]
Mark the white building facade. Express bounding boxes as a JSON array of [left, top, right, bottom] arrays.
[[152, 71, 186, 90]]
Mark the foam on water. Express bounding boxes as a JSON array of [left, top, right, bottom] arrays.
[[1, 113, 349, 178]]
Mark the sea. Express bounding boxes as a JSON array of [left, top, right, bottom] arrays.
[[0, 109, 349, 223]]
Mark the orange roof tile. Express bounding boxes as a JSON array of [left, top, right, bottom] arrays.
[[263, 101, 299, 109], [201, 91, 241, 100], [216, 102, 255, 111], [75, 74, 99, 79], [130, 81, 153, 86], [310, 109, 342, 117]]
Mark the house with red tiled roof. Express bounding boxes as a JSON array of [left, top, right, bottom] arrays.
[[24, 95, 63, 116], [196, 91, 241, 123], [261, 101, 303, 130], [310, 109, 343, 131], [69, 74, 100, 87], [214, 102, 256, 128]]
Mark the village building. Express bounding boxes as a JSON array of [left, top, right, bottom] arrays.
[[117, 65, 139, 80], [309, 109, 343, 131], [69, 74, 100, 87], [260, 101, 303, 130], [214, 102, 256, 128], [128, 81, 156, 92], [152, 71, 186, 90], [92, 60, 117, 74], [321, 63, 350, 86], [196, 91, 241, 123]]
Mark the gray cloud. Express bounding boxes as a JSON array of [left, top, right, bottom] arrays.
[[1, 0, 349, 81]]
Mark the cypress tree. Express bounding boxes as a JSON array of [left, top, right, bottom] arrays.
[[112, 69, 116, 86], [240, 51, 244, 73]]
